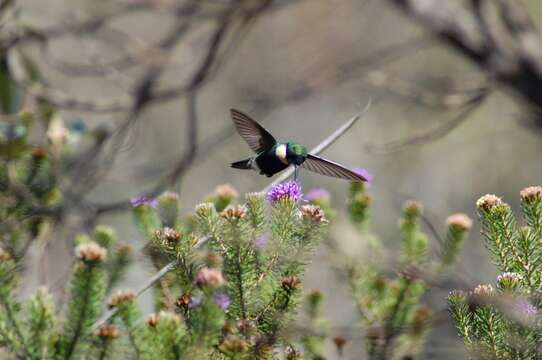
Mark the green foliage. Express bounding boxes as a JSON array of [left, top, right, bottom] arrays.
[[338, 180, 470, 359], [127, 185, 328, 358], [449, 187, 542, 360]]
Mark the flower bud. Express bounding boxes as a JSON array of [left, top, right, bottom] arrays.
[[520, 186, 542, 202], [403, 200, 423, 218], [473, 284, 494, 298], [194, 267, 225, 288], [281, 276, 301, 291], [300, 205, 326, 223], [446, 213, 473, 231], [497, 272, 522, 291], [476, 194, 502, 210], [215, 184, 239, 202], [154, 227, 182, 244]]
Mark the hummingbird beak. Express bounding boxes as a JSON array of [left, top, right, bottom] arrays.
[[294, 165, 299, 182]]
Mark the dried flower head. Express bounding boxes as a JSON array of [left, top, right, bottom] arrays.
[[175, 293, 192, 310], [266, 181, 302, 204], [130, 195, 158, 208], [202, 251, 223, 268], [476, 194, 503, 210], [221, 205, 247, 220], [412, 307, 432, 334], [520, 186, 542, 201], [95, 324, 120, 339], [116, 243, 133, 256], [75, 242, 107, 263], [307, 289, 323, 306], [446, 213, 473, 231], [281, 276, 301, 291], [473, 284, 495, 298], [214, 184, 239, 201], [0, 247, 11, 261], [145, 311, 180, 328], [237, 319, 255, 334], [31, 147, 48, 158], [219, 336, 248, 354], [285, 345, 302, 360], [146, 312, 161, 328], [109, 290, 136, 308], [300, 204, 326, 223], [333, 336, 348, 354], [194, 267, 225, 288], [154, 227, 182, 244]]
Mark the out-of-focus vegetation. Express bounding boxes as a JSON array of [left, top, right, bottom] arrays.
[[2, 0, 542, 358]]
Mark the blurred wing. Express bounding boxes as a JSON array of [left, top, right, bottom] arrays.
[[301, 154, 367, 181], [230, 109, 276, 153]]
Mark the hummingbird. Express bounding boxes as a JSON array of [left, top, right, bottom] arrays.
[[229, 109, 367, 182]]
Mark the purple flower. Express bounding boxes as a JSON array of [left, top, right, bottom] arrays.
[[254, 234, 269, 249], [353, 168, 373, 186], [305, 188, 330, 203], [130, 195, 158, 208], [188, 293, 203, 309], [514, 299, 538, 315], [212, 291, 231, 310], [266, 181, 302, 204]]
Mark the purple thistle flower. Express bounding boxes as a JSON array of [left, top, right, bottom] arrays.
[[514, 299, 538, 315], [212, 291, 231, 310], [254, 234, 269, 249], [130, 195, 158, 208], [353, 168, 373, 186], [188, 293, 203, 309], [266, 181, 302, 204], [305, 188, 330, 203]]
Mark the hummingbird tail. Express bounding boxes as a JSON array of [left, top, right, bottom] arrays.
[[231, 159, 253, 170]]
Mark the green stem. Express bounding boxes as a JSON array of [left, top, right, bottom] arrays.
[[234, 245, 247, 320], [62, 265, 93, 360], [0, 293, 29, 360]]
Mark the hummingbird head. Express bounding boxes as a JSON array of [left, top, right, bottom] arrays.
[[286, 143, 307, 165]]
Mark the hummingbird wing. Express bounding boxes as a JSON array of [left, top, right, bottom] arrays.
[[301, 154, 367, 181], [230, 109, 277, 153]]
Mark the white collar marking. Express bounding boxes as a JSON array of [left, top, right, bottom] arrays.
[[276, 144, 288, 165]]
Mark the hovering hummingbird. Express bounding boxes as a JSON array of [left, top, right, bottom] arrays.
[[229, 109, 367, 182]]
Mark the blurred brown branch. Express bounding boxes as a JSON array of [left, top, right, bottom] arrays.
[[386, 0, 542, 110]]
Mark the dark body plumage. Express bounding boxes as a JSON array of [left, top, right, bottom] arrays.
[[231, 142, 306, 177], [255, 144, 291, 177], [229, 109, 368, 182]]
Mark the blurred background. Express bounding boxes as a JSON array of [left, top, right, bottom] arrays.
[[9, 0, 542, 358]]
